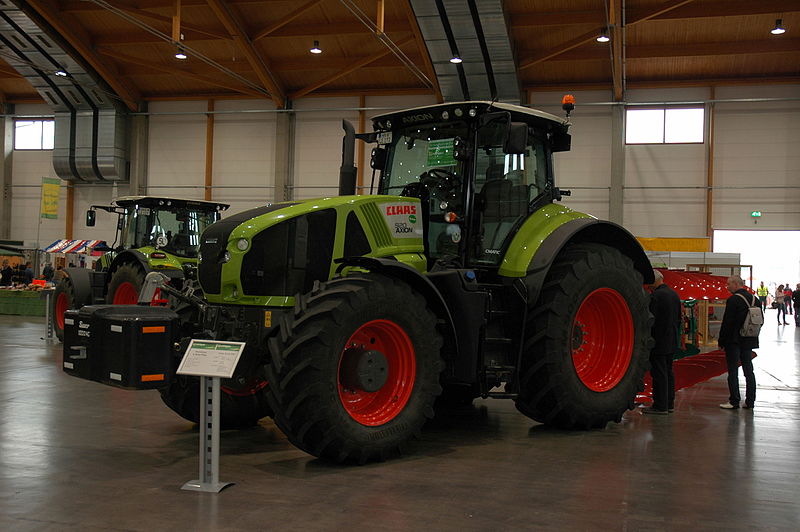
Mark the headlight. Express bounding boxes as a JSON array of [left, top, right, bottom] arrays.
[[223, 251, 231, 263], [237, 238, 248, 251]]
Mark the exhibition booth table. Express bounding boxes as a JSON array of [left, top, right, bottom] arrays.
[[0, 287, 50, 316]]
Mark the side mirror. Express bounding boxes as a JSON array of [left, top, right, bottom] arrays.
[[504, 123, 528, 154], [370, 147, 387, 170], [86, 210, 96, 226]]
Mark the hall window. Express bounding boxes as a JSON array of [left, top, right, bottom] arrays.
[[14, 119, 55, 150], [625, 108, 704, 144]]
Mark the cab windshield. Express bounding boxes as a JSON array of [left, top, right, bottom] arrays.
[[380, 121, 468, 195], [121, 207, 220, 258], [380, 121, 469, 257]]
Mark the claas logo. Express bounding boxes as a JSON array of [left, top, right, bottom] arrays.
[[385, 205, 417, 216]]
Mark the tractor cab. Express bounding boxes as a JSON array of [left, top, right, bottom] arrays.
[[87, 196, 228, 259], [367, 102, 571, 269]]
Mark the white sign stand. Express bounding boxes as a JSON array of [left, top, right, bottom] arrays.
[[177, 339, 246, 493]]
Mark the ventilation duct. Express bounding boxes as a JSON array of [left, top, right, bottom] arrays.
[[410, 0, 520, 104], [0, 0, 128, 182]]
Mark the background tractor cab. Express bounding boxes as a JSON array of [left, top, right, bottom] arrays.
[[361, 102, 572, 274], [51, 196, 228, 340]]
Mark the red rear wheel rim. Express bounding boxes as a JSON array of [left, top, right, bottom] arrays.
[[55, 293, 69, 330], [571, 288, 634, 392], [338, 319, 416, 426], [113, 282, 138, 304]]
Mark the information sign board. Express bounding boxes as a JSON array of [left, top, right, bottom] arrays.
[[177, 340, 246, 379]]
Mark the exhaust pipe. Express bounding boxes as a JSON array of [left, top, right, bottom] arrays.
[[339, 120, 357, 196]]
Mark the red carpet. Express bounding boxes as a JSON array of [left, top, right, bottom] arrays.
[[636, 349, 756, 405]]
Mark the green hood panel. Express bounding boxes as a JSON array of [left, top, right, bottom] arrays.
[[498, 203, 594, 277], [204, 196, 425, 305]]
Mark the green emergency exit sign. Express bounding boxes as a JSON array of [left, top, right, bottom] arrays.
[[750, 211, 762, 218]]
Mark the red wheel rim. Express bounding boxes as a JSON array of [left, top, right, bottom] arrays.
[[113, 282, 138, 304], [338, 319, 416, 426], [571, 288, 634, 392], [55, 292, 69, 330]]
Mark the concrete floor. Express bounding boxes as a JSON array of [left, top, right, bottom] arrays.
[[1, 311, 798, 531]]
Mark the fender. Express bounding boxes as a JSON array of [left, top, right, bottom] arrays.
[[62, 267, 102, 306], [335, 256, 460, 358], [107, 250, 185, 281], [522, 218, 654, 303]]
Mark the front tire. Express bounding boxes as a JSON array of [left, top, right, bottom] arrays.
[[159, 375, 272, 429], [265, 274, 443, 464], [51, 279, 77, 342], [515, 243, 650, 429], [106, 263, 145, 304]]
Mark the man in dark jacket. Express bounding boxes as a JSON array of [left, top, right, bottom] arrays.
[[718, 275, 758, 409], [644, 269, 682, 415], [793, 283, 800, 327]]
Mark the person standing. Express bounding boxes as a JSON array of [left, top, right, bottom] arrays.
[[784, 284, 793, 315], [774, 284, 787, 325], [644, 269, 682, 415], [0, 259, 12, 286], [718, 275, 758, 410], [42, 262, 54, 282], [756, 281, 769, 312], [793, 283, 800, 327]]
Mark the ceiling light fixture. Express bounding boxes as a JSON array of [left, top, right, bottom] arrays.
[[597, 29, 610, 43], [310, 40, 322, 54], [54, 70, 68, 77], [175, 47, 187, 60], [449, 56, 462, 64], [771, 18, 786, 35]]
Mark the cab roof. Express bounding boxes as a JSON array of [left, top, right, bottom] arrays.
[[112, 196, 229, 211], [371, 101, 568, 129]]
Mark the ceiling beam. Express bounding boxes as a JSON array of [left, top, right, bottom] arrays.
[[60, 0, 272, 11], [205, 0, 285, 106], [252, 0, 324, 42], [401, 0, 441, 101], [95, 0, 230, 40], [289, 36, 413, 99], [25, 0, 142, 110], [628, 39, 800, 59], [610, 0, 623, 101], [96, 47, 266, 98], [142, 86, 434, 102], [117, 55, 417, 75], [524, 76, 800, 93], [511, 1, 800, 27], [526, 37, 800, 62], [519, 0, 697, 71]]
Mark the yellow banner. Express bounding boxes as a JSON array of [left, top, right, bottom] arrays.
[[40, 177, 60, 219], [637, 237, 710, 252]]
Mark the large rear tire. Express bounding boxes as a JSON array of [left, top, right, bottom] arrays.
[[265, 274, 443, 464], [51, 279, 77, 342], [106, 263, 144, 304], [515, 243, 650, 429], [159, 375, 272, 429]]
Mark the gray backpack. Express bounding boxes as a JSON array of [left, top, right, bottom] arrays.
[[735, 293, 763, 337]]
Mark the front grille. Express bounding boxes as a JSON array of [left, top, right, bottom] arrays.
[[241, 209, 337, 297], [198, 203, 298, 295]]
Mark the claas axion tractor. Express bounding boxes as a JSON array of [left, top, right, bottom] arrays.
[[63, 101, 654, 463]]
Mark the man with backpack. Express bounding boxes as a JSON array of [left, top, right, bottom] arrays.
[[718, 275, 760, 410]]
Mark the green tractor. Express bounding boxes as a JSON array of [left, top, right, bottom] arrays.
[[64, 101, 654, 463], [51, 196, 228, 341]]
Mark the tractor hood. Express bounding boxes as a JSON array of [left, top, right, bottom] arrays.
[[198, 196, 425, 306]]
